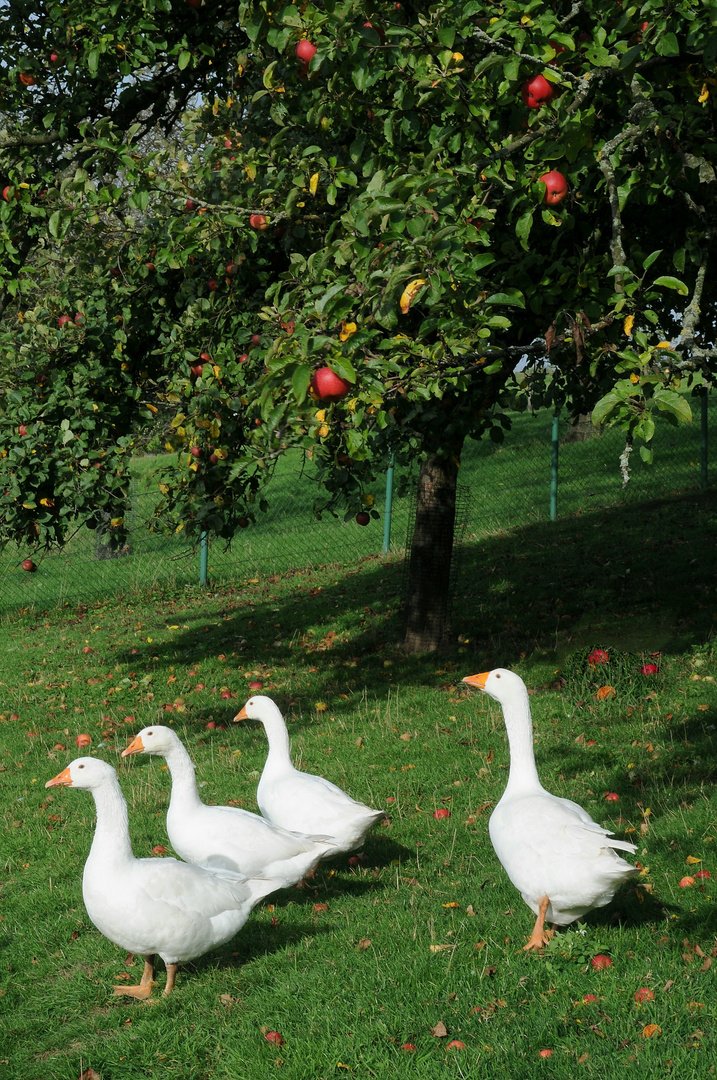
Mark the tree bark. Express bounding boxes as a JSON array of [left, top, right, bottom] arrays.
[[402, 442, 463, 652]]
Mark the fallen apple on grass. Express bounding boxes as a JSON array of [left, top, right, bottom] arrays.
[[76, 734, 92, 748], [590, 954, 613, 970], [355, 512, 370, 527], [634, 988, 655, 1004], [152, 846, 167, 856], [264, 1031, 283, 1046], [21, 558, 37, 572], [433, 808, 451, 820]]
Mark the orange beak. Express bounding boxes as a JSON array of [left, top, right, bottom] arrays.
[[122, 735, 145, 758], [233, 707, 248, 722], [45, 766, 72, 789], [462, 672, 490, 690]]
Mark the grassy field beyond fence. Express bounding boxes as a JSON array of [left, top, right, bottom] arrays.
[[1, 396, 712, 616]]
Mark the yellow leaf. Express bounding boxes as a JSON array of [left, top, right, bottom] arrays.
[[442, 902, 460, 908], [623, 314, 635, 337], [309, 171, 320, 196], [429, 944, 453, 953], [339, 320, 357, 341], [686, 855, 702, 865], [399, 277, 427, 314], [642, 1024, 662, 1039], [110, 517, 124, 527], [318, 423, 329, 438], [699, 83, 709, 104], [245, 164, 256, 181], [315, 409, 326, 422], [630, 373, 640, 384], [145, 403, 158, 414], [656, 341, 674, 349], [213, 447, 227, 459], [452, 51, 463, 61]]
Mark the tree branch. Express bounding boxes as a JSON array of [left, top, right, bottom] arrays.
[[0, 131, 61, 148]]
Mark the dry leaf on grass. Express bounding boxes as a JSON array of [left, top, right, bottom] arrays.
[[355, 938, 372, 950], [430, 1021, 448, 1038], [79, 1070, 102, 1080]]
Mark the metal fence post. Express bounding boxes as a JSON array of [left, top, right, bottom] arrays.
[[550, 414, 559, 521], [700, 390, 708, 490], [199, 530, 209, 586], [383, 453, 395, 555]]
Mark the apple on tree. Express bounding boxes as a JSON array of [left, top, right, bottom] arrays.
[[310, 366, 352, 402], [295, 40, 317, 63], [539, 170, 568, 205], [249, 213, 268, 230], [521, 73, 555, 108], [355, 512, 370, 526]]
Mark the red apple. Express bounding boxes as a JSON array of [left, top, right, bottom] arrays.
[[237, 516, 249, 528], [264, 1031, 283, 1046], [18, 424, 27, 436], [185, 198, 195, 210], [590, 954, 612, 970], [208, 278, 218, 291], [152, 845, 167, 856], [226, 262, 239, 275], [364, 21, 386, 43], [433, 808, 451, 820], [221, 690, 232, 699], [521, 73, 555, 108], [634, 988, 654, 1003], [19, 73, 37, 87], [295, 40, 317, 63], [679, 875, 695, 888], [76, 733, 91, 748], [21, 558, 36, 572], [248, 680, 263, 691], [588, 648, 609, 665], [2, 185, 15, 202], [238, 354, 249, 363], [604, 792, 619, 802], [539, 170, 568, 206], [50, 51, 60, 64], [355, 512, 370, 527], [401, 1043, 416, 1052], [695, 869, 710, 879], [190, 446, 201, 458], [447, 1041, 466, 1050], [538, 1049, 553, 1058], [10, 713, 20, 721], [82, 646, 93, 654], [582, 994, 598, 1003], [313, 902, 329, 912], [74, 313, 85, 326], [206, 721, 216, 729], [58, 315, 72, 328], [310, 366, 352, 402], [199, 351, 212, 363], [251, 333, 261, 345], [145, 262, 155, 272], [641, 663, 659, 675], [249, 213, 268, 230]]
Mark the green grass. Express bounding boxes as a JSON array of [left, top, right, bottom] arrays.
[[1, 485, 717, 1079]]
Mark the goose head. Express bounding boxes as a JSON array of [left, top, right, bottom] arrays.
[[45, 756, 116, 791], [122, 725, 178, 758], [233, 694, 278, 725], [462, 668, 527, 705]]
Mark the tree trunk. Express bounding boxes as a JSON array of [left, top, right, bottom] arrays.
[[402, 444, 463, 652]]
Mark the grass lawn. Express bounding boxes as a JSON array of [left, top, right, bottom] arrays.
[[1, 484, 717, 1079]]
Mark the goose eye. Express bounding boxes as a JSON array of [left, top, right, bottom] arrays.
[[147, 731, 153, 737], [78, 763, 85, 769], [495, 674, 501, 679]]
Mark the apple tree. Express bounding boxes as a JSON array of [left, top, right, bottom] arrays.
[[1, 0, 716, 650]]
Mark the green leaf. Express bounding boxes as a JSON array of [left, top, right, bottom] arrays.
[[592, 390, 627, 426], [652, 388, 692, 424], [656, 32, 680, 57], [641, 250, 662, 271], [653, 276, 689, 295], [87, 47, 100, 76], [178, 50, 191, 70], [486, 290, 525, 308], [291, 365, 312, 405], [639, 444, 653, 464], [327, 356, 357, 383], [515, 210, 533, 249]]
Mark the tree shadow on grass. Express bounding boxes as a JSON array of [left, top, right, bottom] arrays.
[[109, 487, 717, 725]]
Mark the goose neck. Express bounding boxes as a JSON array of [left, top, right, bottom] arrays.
[[163, 743, 203, 810], [88, 775, 134, 864], [501, 694, 542, 794], [261, 708, 292, 765]]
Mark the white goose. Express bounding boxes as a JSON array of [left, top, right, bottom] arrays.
[[122, 725, 332, 887], [234, 695, 385, 857], [463, 669, 639, 950], [46, 757, 277, 997]]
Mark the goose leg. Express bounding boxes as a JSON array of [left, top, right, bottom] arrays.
[[113, 954, 156, 999], [523, 896, 555, 951], [162, 963, 178, 996]]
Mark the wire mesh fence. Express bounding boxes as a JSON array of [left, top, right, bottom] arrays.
[[1, 394, 712, 616]]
